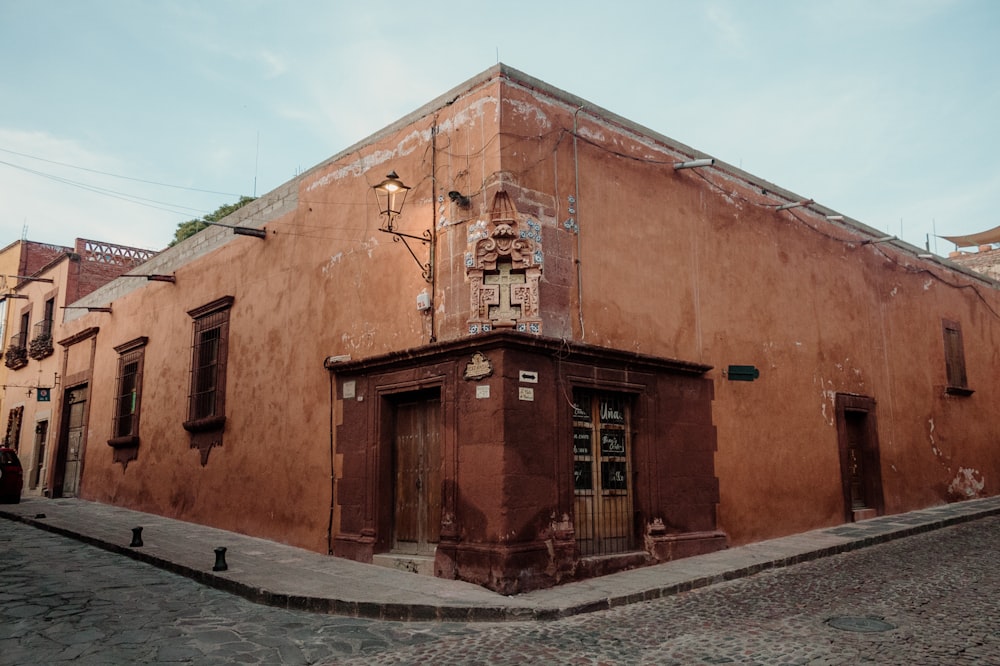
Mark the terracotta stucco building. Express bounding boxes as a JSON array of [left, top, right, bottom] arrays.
[[25, 66, 999, 593]]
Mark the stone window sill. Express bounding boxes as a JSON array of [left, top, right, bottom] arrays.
[[107, 435, 140, 449], [183, 415, 226, 433]]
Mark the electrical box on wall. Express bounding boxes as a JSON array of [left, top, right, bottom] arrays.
[[416, 291, 432, 311]]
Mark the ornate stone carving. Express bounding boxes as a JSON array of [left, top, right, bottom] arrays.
[[467, 191, 543, 334], [463, 352, 494, 380]]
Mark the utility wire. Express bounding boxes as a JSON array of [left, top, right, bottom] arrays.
[[0, 146, 242, 197], [0, 159, 204, 217]]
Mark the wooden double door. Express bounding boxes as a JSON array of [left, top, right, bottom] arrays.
[[392, 394, 442, 554], [53, 385, 88, 498], [572, 390, 635, 556]]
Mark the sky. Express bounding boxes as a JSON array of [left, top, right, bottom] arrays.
[[1, 0, 998, 254]]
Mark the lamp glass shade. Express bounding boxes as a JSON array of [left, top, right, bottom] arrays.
[[373, 171, 410, 222]]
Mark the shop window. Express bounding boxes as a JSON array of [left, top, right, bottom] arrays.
[[572, 389, 635, 556]]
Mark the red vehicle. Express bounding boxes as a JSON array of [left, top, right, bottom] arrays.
[[0, 447, 23, 503]]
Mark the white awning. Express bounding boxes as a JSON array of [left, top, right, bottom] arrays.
[[939, 225, 1000, 248]]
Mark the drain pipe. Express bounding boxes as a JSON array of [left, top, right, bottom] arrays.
[[429, 117, 439, 343], [326, 367, 335, 555], [573, 105, 586, 339]]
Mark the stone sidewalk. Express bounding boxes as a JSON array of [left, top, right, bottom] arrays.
[[3, 495, 998, 622]]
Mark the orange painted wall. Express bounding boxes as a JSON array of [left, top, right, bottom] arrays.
[[491, 75, 1000, 546], [57, 66, 1000, 557], [60, 76, 507, 552]]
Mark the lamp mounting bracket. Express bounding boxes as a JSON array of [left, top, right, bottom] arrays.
[[379, 228, 433, 283]]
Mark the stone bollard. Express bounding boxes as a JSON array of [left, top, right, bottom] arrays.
[[213, 547, 228, 571], [129, 527, 143, 548]]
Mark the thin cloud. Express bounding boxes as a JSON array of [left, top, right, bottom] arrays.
[[705, 3, 747, 55]]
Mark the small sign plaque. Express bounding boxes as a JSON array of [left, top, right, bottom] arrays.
[[476, 385, 491, 399], [600, 430, 626, 456], [464, 352, 493, 381], [727, 365, 760, 381], [519, 370, 538, 383], [36, 388, 51, 402], [518, 387, 534, 401]]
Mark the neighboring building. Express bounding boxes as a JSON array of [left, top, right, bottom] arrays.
[[50, 65, 999, 593], [0, 239, 156, 499], [942, 228, 1000, 281], [948, 248, 1000, 282], [0, 240, 73, 454]]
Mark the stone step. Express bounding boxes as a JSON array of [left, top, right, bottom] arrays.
[[371, 552, 436, 576]]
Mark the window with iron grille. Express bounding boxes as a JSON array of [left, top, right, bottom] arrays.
[[185, 297, 233, 428], [110, 337, 147, 446]]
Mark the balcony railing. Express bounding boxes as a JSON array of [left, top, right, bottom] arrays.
[[5, 332, 27, 369], [28, 319, 54, 360]]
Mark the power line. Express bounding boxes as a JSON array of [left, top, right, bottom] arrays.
[[0, 159, 205, 217], [0, 146, 242, 197]]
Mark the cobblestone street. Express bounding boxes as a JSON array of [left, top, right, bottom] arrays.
[[1, 516, 997, 664]]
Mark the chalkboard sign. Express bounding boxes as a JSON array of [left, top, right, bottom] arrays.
[[601, 461, 628, 490], [574, 461, 593, 490], [599, 399, 626, 425], [573, 428, 592, 456], [600, 430, 626, 456], [572, 400, 591, 422]]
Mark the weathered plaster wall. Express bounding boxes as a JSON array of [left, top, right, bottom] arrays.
[[494, 71, 1000, 546], [59, 75, 510, 553]]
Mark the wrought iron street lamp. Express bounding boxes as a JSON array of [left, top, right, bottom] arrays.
[[373, 171, 411, 232], [372, 171, 432, 283]]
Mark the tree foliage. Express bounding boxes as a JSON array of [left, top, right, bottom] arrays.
[[170, 196, 257, 246]]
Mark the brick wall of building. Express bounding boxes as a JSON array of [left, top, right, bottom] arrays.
[[950, 245, 1000, 282]]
